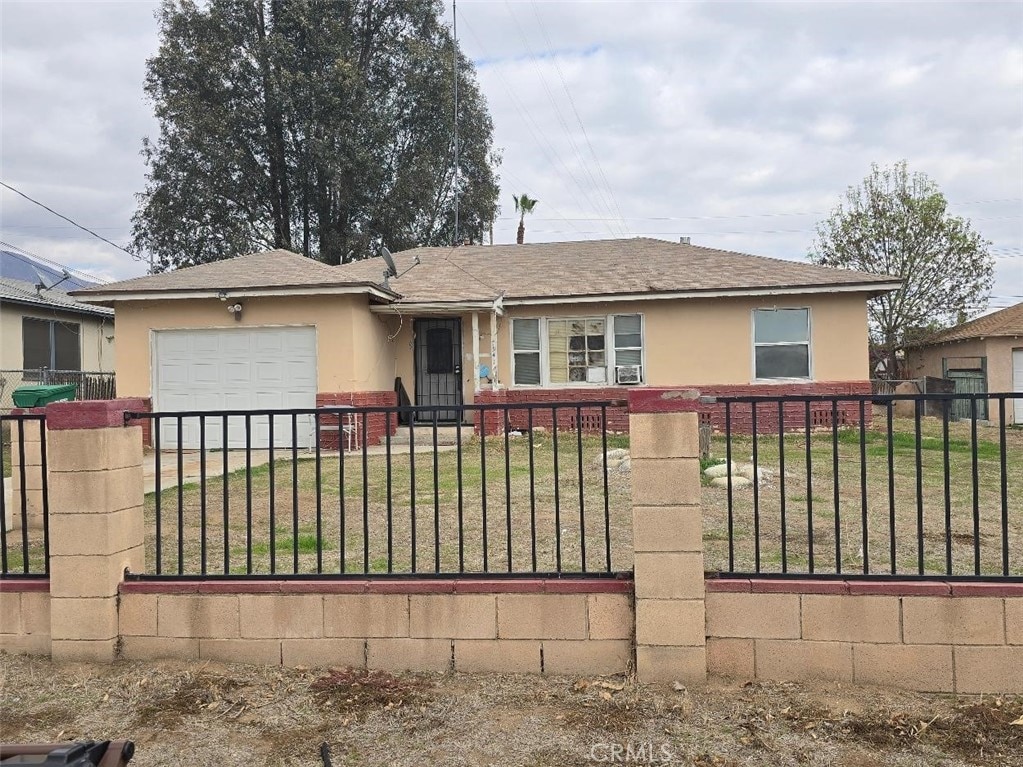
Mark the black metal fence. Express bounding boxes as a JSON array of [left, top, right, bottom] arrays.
[[124, 401, 631, 580], [706, 392, 1022, 580], [0, 413, 49, 577]]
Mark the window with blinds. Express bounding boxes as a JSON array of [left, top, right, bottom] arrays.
[[511, 313, 644, 386]]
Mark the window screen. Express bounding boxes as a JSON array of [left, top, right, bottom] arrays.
[[22, 318, 51, 370], [425, 327, 453, 374]]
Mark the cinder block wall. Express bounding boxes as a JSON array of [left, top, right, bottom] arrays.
[[0, 582, 50, 655], [705, 580, 1023, 693], [117, 581, 633, 674]]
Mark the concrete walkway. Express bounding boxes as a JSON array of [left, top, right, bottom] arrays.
[[142, 443, 458, 494]]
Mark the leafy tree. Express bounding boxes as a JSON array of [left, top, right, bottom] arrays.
[[133, 0, 500, 270], [513, 193, 538, 244], [809, 161, 993, 377]]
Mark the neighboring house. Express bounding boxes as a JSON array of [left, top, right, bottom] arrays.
[[73, 238, 898, 447], [0, 251, 115, 408], [903, 301, 1023, 425]]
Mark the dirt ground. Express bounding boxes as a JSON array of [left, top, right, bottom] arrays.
[[2, 654, 1021, 767]]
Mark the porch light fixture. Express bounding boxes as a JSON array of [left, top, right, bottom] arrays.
[[227, 302, 243, 320]]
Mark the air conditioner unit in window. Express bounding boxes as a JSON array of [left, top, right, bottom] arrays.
[[615, 365, 642, 385]]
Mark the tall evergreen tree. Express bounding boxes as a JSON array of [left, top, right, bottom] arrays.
[[133, 0, 500, 270]]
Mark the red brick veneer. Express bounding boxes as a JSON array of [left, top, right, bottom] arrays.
[[473, 387, 630, 435], [476, 381, 872, 435], [316, 391, 398, 449]]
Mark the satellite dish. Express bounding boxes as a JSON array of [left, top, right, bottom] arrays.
[[380, 245, 398, 278]]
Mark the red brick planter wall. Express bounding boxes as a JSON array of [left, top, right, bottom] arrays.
[[475, 381, 872, 435], [316, 390, 398, 449], [473, 388, 631, 435], [692, 381, 873, 434]]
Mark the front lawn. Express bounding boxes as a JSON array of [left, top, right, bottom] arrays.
[[702, 416, 1023, 576], [145, 432, 633, 577]]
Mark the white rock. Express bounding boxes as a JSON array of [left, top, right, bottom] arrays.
[[617, 456, 631, 473], [703, 462, 738, 478], [711, 476, 752, 489], [606, 448, 629, 460]]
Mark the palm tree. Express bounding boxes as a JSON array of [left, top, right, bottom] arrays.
[[513, 194, 538, 244]]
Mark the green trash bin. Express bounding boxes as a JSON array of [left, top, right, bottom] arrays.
[[11, 384, 77, 408]]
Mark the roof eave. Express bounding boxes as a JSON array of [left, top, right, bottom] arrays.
[[904, 331, 1023, 349], [73, 282, 398, 306], [498, 280, 903, 306], [0, 293, 115, 317]]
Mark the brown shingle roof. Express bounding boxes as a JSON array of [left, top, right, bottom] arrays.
[[910, 302, 1023, 346], [72, 249, 386, 297], [73, 239, 899, 304], [333, 237, 898, 303]]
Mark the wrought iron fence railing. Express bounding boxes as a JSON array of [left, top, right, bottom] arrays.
[[704, 392, 1021, 581], [123, 401, 631, 580], [0, 412, 49, 577]]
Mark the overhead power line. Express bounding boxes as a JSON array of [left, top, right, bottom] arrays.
[[0, 180, 140, 262]]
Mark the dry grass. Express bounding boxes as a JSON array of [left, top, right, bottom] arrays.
[[703, 417, 1023, 576], [145, 433, 634, 577], [2, 654, 1021, 766]]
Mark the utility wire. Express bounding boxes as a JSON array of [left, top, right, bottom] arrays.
[[458, 13, 591, 237], [0, 180, 140, 262], [503, 2, 623, 237], [530, 0, 630, 236]]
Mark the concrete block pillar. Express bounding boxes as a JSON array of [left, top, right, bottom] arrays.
[[8, 409, 46, 531], [629, 390, 706, 684], [45, 399, 146, 662]]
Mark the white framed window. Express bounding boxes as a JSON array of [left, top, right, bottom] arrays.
[[512, 318, 541, 385], [511, 313, 644, 386], [753, 308, 811, 380]]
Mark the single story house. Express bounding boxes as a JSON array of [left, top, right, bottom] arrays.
[[73, 238, 899, 446], [903, 301, 1023, 425], [1, 250, 115, 410]]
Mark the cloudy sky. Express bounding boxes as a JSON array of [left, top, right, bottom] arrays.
[[1, 0, 1020, 309]]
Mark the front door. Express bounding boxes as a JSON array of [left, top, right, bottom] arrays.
[[414, 318, 463, 421]]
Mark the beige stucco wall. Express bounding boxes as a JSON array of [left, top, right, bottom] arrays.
[[500, 293, 870, 387], [111, 294, 398, 398], [0, 301, 114, 372], [107, 290, 872, 402], [905, 335, 1022, 424], [386, 292, 871, 404]]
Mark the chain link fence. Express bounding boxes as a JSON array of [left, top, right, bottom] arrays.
[[0, 369, 115, 412]]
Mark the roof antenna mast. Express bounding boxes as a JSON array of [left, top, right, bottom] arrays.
[[453, 0, 460, 246]]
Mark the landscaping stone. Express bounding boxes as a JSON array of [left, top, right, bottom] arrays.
[[711, 476, 752, 489], [703, 462, 738, 479]]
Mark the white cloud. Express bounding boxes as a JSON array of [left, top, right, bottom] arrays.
[[0, 0, 1019, 310]]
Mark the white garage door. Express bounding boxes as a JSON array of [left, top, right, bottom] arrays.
[[153, 327, 317, 449], [1014, 349, 1023, 424]]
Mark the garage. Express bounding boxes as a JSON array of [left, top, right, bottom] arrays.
[[1014, 348, 1023, 424], [153, 326, 317, 449]]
